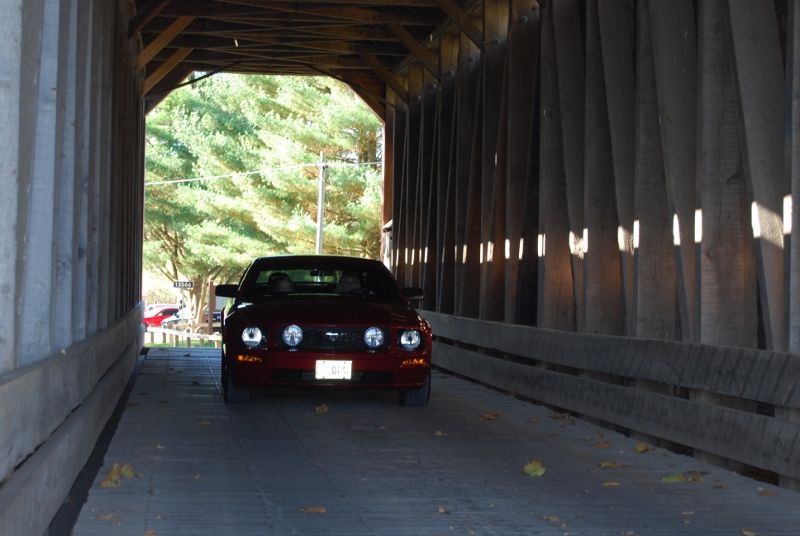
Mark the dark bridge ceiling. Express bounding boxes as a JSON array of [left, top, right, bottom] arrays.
[[133, 0, 482, 115]]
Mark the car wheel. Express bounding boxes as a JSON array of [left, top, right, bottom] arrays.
[[223, 360, 252, 405], [399, 368, 431, 406]]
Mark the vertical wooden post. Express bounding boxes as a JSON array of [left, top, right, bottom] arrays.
[[551, 0, 586, 331], [453, 32, 481, 317], [0, 0, 22, 373], [634, 0, 676, 340], [583, 0, 622, 335], [725, 1, 787, 351], [436, 34, 459, 314], [504, 0, 539, 325], [649, 0, 699, 342], [597, 0, 636, 336], [537, 0, 575, 330], [697, 0, 755, 348]]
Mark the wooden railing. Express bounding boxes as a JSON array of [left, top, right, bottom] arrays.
[[145, 326, 222, 348], [421, 310, 800, 485]]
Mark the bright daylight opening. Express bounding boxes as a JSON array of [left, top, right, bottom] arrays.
[[142, 74, 384, 331], [784, 194, 792, 235]]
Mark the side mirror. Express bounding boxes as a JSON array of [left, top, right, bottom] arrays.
[[402, 287, 424, 301], [215, 284, 238, 298]]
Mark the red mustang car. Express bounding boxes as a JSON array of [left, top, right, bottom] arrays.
[[215, 255, 432, 405]]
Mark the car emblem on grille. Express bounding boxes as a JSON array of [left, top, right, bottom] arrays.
[[324, 332, 341, 342]]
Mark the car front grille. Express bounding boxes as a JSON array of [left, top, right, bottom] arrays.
[[272, 369, 393, 384], [277, 326, 389, 351]]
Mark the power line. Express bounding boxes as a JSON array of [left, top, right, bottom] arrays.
[[145, 161, 381, 186]]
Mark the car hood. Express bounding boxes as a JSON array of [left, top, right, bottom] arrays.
[[230, 297, 426, 328]]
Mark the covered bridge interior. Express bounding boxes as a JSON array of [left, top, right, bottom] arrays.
[[2, 0, 800, 533]]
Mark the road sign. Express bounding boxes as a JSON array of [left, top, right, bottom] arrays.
[[173, 281, 193, 289]]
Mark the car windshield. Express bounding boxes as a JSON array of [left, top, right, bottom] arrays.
[[239, 262, 403, 303]]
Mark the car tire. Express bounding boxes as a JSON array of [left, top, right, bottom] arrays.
[[399, 368, 431, 406], [223, 358, 252, 405]]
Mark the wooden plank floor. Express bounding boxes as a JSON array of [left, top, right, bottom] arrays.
[[70, 347, 800, 535]]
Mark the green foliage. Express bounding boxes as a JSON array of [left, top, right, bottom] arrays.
[[144, 74, 383, 319]]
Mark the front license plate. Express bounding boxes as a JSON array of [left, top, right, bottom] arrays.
[[315, 360, 352, 380]]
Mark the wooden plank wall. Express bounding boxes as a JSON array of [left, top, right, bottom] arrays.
[[389, 0, 800, 488], [0, 0, 145, 532], [423, 310, 800, 482]]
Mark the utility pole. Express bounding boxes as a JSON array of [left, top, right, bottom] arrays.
[[315, 152, 326, 254]]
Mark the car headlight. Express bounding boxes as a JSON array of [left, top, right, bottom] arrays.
[[282, 324, 303, 347], [399, 330, 421, 349], [364, 327, 385, 348], [242, 327, 264, 348]]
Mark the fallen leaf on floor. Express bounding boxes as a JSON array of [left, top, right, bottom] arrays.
[[482, 413, 500, 420], [549, 431, 559, 437], [299, 507, 326, 514], [378, 425, 387, 430], [684, 471, 708, 482], [156, 515, 165, 520], [315, 404, 328, 413], [96, 513, 119, 520], [194, 473, 201, 479], [523, 459, 546, 477], [120, 464, 135, 478], [126, 403, 138, 408], [599, 462, 628, 468], [527, 418, 539, 423], [661, 474, 687, 483], [741, 529, 757, 536], [758, 490, 779, 497], [541, 516, 560, 523], [100, 463, 136, 487], [437, 505, 450, 514], [550, 412, 574, 423], [683, 511, 693, 516], [434, 430, 446, 436], [634, 443, 650, 453], [145, 530, 157, 536], [100, 474, 120, 488], [602, 482, 620, 487], [713, 484, 730, 490], [592, 441, 611, 449], [197, 419, 211, 425], [140, 392, 149, 396]]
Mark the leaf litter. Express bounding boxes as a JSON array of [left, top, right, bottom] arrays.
[[100, 463, 137, 488], [523, 459, 546, 477]]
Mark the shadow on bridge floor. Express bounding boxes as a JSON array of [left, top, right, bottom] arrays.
[[60, 347, 800, 535]]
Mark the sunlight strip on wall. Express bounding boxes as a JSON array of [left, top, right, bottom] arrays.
[[784, 194, 792, 235]]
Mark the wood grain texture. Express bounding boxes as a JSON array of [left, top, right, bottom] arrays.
[[424, 310, 800, 408], [433, 341, 800, 479]]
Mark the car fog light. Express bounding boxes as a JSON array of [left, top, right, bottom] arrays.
[[400, 330, 421, 349], [364, 327, 385, 348], [282, 324, 303, 347], [242, 327, 264, 347]]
